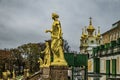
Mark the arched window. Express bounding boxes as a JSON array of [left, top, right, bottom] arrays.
[[91, 40, 94, 44]]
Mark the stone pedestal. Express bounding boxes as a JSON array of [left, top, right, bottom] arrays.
[[42, 67, 50, 80], [50, 66, 68, 80]]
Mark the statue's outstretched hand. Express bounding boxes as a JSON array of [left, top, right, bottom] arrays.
[[45, 30, 51, 33], [45, 30, 48, 33], [41, 51, 44, 54]]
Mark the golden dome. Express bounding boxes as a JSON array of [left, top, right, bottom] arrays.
[[84, 34, 87, 38], [97, 33, 101, 38], [87, 17, 95, 32], [81, 27, 88, 39], [81, 35, 85, 39]]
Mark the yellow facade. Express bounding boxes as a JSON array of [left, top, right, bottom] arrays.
[[117, 56, 120, 74], [88, 59, 93, 72], [102, 20, 120, 44], [100, 58, 106, 72]]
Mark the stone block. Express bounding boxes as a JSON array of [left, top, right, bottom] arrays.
[[50, 66, 68, 80], [42, 67, 50, 80]]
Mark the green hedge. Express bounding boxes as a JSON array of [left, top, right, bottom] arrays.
[[74, 54, 88, 67], [64, 53, 88, 67], [64, 53, 74, 66]]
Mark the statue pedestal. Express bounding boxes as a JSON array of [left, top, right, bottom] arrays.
[[42, 67, 50, 80], [50, 66, 68, 80]]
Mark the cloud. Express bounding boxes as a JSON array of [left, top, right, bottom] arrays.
[[0, 0, 120, 52]]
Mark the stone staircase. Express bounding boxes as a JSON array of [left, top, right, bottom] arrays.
[[22, 70, 42, 80]]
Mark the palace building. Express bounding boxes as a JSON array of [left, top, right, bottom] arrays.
[[89, 20, 120, 76], [99, 20, 120, 75]]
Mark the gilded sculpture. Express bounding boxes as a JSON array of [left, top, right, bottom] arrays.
[[38, 57, 44, 68], [41, 41, 51, 67], [45, 13, 67, 66]]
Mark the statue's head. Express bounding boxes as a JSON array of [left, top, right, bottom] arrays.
[[45, 40, 51, 46], [45, 41, 49, 46], [52, 13, 59, 20]]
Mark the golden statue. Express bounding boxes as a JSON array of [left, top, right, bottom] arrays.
[[2, 70, 11, 80], [38, 57, 44, 68], [45, 13, 67, 66], [12, 69, 15, 79], [41, 41, 51, 67]]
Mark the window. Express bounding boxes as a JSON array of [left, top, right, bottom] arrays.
[[91, 40, 94, 44], [99, 40, 101, 44], [119, 31, 120, 38], [85, 40, 87, 43]]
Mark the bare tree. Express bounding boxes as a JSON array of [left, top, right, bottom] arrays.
[[63, 39, 71, 53]]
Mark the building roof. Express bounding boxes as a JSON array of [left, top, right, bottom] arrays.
[[102, 20, 120, 35]]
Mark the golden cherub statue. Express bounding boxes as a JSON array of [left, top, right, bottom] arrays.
[[2, 70, 11, 80], [41, 41, 51, 67], [45, 13, 67, 66], [38, 57, 44, 68]]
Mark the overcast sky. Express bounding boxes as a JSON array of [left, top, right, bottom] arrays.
[[0, 0, 120, 52]]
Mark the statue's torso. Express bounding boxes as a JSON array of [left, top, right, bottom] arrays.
[[52, 21, 62, 38]]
